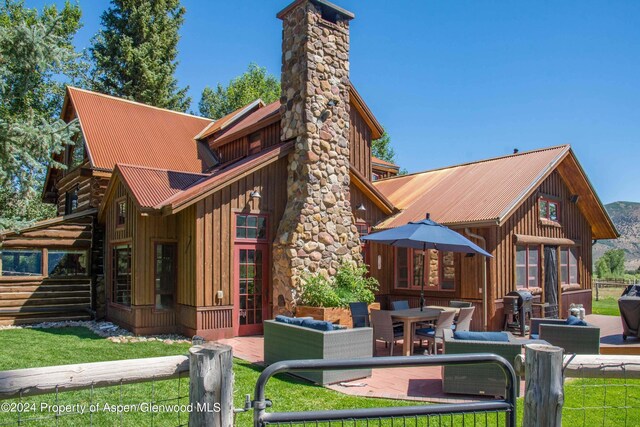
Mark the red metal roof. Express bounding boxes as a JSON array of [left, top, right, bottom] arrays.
[[372, 156, 399, 169], [374, 145, 571, 228], [211, 101, 281, 147], [196, 100, 264, 141], [115, 164, 208, 209], [68, 87, 216, 173]]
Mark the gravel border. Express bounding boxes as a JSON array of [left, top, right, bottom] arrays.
[[0, 320, 192, 344]]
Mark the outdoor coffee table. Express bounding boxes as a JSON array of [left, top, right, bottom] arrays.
[[391, 307, 459, 356]]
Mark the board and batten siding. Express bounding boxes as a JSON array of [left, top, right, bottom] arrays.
[[488, 169, 594, 328], [349, 106, 372, 180], [191, 156, 288, 335]]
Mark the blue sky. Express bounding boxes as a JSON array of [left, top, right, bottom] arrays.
[[27, 0, 640, 204]]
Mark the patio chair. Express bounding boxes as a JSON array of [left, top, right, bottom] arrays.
[[349, 302, 370, 328], [452, 306, 475, 332], [370, 310, 404, 356], [449, 300, 473, 308], [391, 300, 410, 310], [415, 310, 456, 354]]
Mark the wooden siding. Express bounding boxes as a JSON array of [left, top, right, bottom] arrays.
[[194, 156, 288, 311], [261, 121, 281, 149], [217, 137, 247, 164], [350, 182, 389, 228], [350, 106, 372, 180]]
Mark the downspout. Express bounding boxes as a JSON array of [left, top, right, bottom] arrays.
[[465, 228, 488, 331]]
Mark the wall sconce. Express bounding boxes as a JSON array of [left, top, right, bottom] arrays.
[[356, 203, 366, 212], [570, 194, 579, 204], [250, 190, 261, 200], [377, 254, 382, 270]]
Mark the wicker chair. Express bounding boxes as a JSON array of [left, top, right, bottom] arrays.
[[370, 310, 404, 356], [264, 320, 372, 385], [442, 329, 522, 397], [449, 300, 473, 308], [391, 300, 410, 310], [349, 302, 370, 328], [530, 318, 601, 354], [415, 310, 456, 354], [452, 306, 475, 332]]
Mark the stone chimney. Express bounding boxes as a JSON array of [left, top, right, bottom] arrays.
[[273, 0, 361, 315]]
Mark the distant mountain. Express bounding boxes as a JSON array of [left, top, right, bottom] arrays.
[[593, 201, 640, 271]]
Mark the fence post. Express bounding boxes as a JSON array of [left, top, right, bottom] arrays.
[[523, 344, 564, 427], [188, 343, 233, 427], [595, 281, 599, 301]]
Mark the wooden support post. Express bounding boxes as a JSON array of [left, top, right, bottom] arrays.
[[523, 344, 564, 427], [188, 343, 233, 427]]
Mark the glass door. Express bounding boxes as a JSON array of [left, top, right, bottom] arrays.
[[234, 244, 268, 336]]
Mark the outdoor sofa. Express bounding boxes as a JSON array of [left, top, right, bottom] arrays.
[[441, 329, 522, 397], [263, 316, 373, 385], [530, 317, 600, 354]]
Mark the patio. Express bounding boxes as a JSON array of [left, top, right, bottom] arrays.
[[218, 313, 639, 403]]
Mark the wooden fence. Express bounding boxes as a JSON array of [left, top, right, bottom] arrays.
[[0, 343, 233, 427], [521, 344, 640, 427]]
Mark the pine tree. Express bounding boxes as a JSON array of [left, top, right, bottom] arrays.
[[0, 0, 82, 231], [90, 0, 190, 112], [372, 128, 407, 174], [199, 63, 280, 119]]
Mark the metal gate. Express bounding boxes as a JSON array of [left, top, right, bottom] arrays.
[[252, 354, 517, 426]]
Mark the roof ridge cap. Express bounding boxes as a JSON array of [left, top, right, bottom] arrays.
[[379, 144, 571, 181], [67, 86, 212, 122]]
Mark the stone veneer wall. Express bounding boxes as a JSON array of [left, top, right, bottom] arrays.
[[272, 0, 362, 315]]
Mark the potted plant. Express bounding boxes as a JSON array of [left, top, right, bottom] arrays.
[[296, 263, 380, 327]]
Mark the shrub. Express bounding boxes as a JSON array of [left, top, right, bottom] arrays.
[[299, 263, 379, 308]]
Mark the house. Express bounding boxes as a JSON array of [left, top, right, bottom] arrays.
[[370, 146, 618, 330], [0, 0, 617, 336]]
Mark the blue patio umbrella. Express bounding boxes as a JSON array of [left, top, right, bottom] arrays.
[[361, 214, 492, 310]]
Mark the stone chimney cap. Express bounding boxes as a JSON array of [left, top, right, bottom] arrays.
[[277, 0, 355, 21]]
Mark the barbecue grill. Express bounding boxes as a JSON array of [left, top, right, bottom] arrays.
[[503, 290, 533, 336]]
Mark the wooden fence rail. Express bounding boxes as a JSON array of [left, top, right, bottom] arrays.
[[0, 343, 233, 427]]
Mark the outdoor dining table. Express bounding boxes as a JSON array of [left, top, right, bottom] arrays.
[[390, 306, 459, 356]]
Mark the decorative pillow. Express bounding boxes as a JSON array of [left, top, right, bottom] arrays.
[[275, 315, 305, 326], [453, 331, 510, 342], [566, 315, 588, 326], [301, 318, 335, 331]]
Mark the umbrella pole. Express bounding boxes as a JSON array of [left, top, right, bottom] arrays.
[[420, 243, 426, 311]]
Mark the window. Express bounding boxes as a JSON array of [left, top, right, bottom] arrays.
[[395, 248, 455, 291], [560, 247, 579, 285], [116, 200, 126, 227], [516, 246, 540, 288], [155, 243, 176, 309], [112, 245, 132, 306], [0, 250, 42, 276], [539, 197, 560, 222], [48, 251, 88, 277], [236, 214, 267, 240], [65, 187, 78, 215]]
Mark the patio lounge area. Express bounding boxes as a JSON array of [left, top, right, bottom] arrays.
[[219, 313, 639, 403]]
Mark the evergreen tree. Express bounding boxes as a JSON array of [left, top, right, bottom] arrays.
[[199, 63, 280, 120], [0, 0, 82, 231], [90, 0, 190, 112], [372, 128, 407, 174]]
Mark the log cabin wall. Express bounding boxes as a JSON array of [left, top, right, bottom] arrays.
[[0, 214, 94, 325], [55, 166, 111, 216], [191, 156, 288, 339], [350, 107, 373, 180], [489, 169, 594, 329]]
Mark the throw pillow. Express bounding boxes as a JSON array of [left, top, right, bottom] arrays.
[[453, 331, 510, 342], [566, 315, 588, 326], [301, 318, 335, 331]]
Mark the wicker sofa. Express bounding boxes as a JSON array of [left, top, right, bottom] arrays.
[[530, 318, 600, 354], [442, 329, 522, 397], [263, 318, 373, 385]]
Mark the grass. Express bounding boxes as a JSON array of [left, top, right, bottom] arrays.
[[0, 327, 638, 426], [592, 286, 624, 316]]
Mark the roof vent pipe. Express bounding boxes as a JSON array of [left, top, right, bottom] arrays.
[[426, 212, 430, 220], [513, 148, 519, 154]]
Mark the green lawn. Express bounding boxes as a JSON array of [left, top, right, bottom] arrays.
[[0, 327, 638, 426], [592, 286, 624, 316]]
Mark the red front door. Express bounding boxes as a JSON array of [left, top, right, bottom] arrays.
[[234, 244, 269, 336]]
